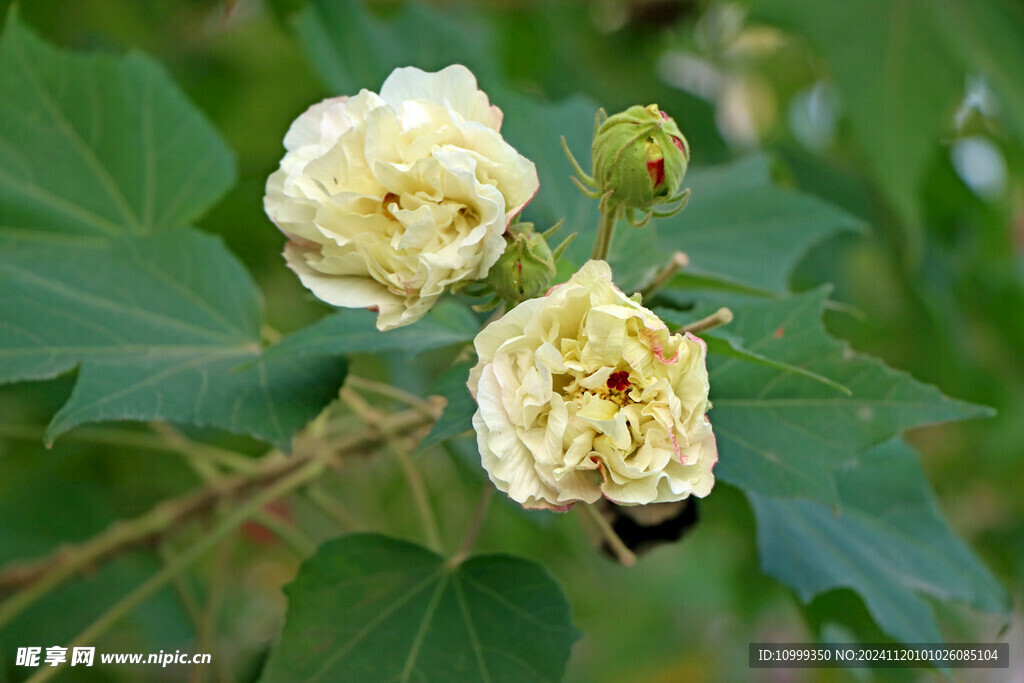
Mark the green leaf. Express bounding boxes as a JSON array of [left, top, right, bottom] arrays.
[[697, 289, 990, 504], [707, 333, 850, 397], [260, 534, 580, 683], [295, 0, 496, 94], [0, 8, 234, 237], [422, 358, 477, 449], [660, 156, 863, 293], [748, 438, 1010, 644], [499, 91, 602, 269], [0, 230, 347, 450], [260, 299, 479, 363], [0, 230, 257, 386], [0, 17, 347, 449], [46, 347, 347, 451], [657, 303, 850, 395]]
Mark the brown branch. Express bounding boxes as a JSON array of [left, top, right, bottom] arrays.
[[0, 407, 436, 623]]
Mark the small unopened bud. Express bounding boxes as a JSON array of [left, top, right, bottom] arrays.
[[486, 222, 571, 304], [592, 104, 689, 215], [563, 104, 692, 229]]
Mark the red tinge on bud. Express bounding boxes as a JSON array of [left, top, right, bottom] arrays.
[[646, 158, 665, 189]]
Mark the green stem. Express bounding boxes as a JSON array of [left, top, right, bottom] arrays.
[[305, 484, 357, 531], [25, 457, 327, 683], [394, 446, 444, 554], [0, 454, 296, 627], [0, 408, 435, 630], [150, 422, 258, 474], [678, 307, 734, 335], [196, 531, 233, 683], [159, 542, 204, 636], [583, 504, 636, 567], [251, 510, 317, 556], [591, 206, 620, 262], [341, 387, 443, 553], [346, 375, 438, 420], [639, 251, 689, 300], [448, 486, 494, 567]]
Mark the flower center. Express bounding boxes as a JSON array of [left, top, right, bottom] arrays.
[[607, 370, 632, 392]]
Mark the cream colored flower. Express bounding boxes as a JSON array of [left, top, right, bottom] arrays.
[[468, 260, 717, 510], [265, 65, 539, 330]]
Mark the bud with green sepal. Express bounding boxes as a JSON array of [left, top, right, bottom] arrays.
[[562, 104, 691, 229], [465, 220, 576, 311]]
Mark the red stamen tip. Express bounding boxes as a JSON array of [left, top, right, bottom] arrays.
[[607, 371, 631, 391]]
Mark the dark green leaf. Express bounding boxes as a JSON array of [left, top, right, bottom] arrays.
[[422, 358, 477, 449], [260, 299, 479, 363], [0, 17, 346, 449], [260, 534, 580, 683], [699, 289, 990, 504], [748, 438, 1009, 644], [499, 91, 602, 262], [657, 304, 850, 395], [0, 8, 234, 237], [0, 230, 347, 450], [46, 346, 346, 450], [0, 230, 258, 386], [709, 334, 849, 397], [661, 156, 863, 293]]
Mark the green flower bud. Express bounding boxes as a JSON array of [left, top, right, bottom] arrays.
[[592, 104, 690, 214], [485, 222, 558, 303]]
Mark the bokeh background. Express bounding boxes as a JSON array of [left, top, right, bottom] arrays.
[[0, 0, 1020, 680]]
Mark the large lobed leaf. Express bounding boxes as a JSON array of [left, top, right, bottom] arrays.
[[0, 230, 347, 448], [663, 291, 1006, 643], [0, 16, 354, 449], [260, 534, 580, 683], [662, 157, 863, 292], [748, 438, 1009, 644], [0, 9, 232, 238], [664, 289, 991, 505]]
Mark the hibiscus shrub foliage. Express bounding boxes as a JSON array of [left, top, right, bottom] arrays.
[[0, 1, 1017, 681]]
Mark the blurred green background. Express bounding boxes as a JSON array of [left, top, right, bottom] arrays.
[[0, 0, 1020, 680]]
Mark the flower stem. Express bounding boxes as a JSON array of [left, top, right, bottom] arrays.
[[591, 206, 621, 262], [679, 307, 734, 335], [449, 485, 494, 567], [341, 387, 444, 553], [639, 251, 689, 300], [251, 510, 317, 556], [346, 375, 438, 420], [583, 504, 636, 567], [394, 446, 444, 554]]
